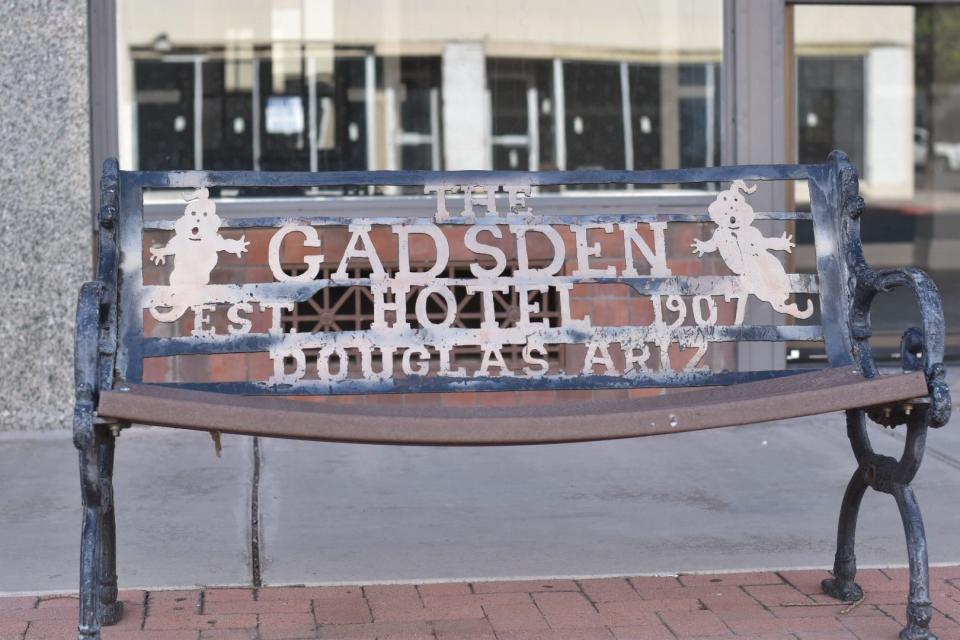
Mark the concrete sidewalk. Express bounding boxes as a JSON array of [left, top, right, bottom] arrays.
[[1, 406, 959, 595], [4, 568, 960, 639]]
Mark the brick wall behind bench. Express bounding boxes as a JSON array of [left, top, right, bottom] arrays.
[[141, 223, 736, 407]]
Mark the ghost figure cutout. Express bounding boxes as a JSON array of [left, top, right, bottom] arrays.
[[148, 187, 249, 322], [691, 180, 813, 320]]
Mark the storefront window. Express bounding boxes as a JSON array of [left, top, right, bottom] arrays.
[[118, 0, 722, 190], [794, 3, 960, 353]]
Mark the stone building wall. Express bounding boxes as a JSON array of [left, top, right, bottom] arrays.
[[0, 1, 91, 430]]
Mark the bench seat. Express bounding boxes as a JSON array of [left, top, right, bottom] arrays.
[[97, 368, 927, 446]]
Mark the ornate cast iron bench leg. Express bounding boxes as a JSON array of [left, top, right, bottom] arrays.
[[76, 430, 104, 640], [75, 282, 103, 640], [823, 409, 938, 640], [74, 281, 122, 639], [75, 429, 121, 639], [822, 428, 868, 603], [98, 433, 122, 625], [893, 482, 934, 640]]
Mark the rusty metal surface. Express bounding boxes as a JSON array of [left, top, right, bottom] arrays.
[[97, 369, 927, 446]]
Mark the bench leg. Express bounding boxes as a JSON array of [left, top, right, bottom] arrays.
[[824, 410, 937, 640], [892, 483, 935, 640], [821, 469, 867, 602], [98, 434, 123, 626], [78, 442, 103, 640]]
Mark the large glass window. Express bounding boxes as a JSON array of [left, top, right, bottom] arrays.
[[118, 0, 723, 190], [793, 3, 960, 354]]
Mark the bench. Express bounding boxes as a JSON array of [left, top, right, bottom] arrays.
[[74, 150, 950, 640]]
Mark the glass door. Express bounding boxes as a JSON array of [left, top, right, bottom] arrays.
[[791, 2, 960, 360]]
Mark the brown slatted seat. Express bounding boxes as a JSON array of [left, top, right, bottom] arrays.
[[98, 368, 928, 446]]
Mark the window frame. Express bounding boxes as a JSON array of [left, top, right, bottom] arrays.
[[89, 0, 796, 369]]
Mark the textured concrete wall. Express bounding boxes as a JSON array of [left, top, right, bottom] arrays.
[[0, 1, 90, 430]]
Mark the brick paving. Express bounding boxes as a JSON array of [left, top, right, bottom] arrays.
[[3, 568, 960, 640]]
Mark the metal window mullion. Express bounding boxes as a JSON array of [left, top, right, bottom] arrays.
[[552, 58, 566, 172], [384, 85, 398, 171], [307, 55, 318, 173], [193, 57, 203, 170], [527, 87, 540, 171], [252, 58, 261, 171], [705, 62, 716, 167], [724, 0, 789, 371], [429, 87, 441, 171], [88, 0, 119, 230], [619, 61, 635, 185], [364, 53, 377, 172]]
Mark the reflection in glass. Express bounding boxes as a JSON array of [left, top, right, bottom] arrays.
[[794, 4, 960, 350], [134, 60, 195, 170], [120, 0, 722, 190]]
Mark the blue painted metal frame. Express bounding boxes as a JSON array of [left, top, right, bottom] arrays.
[[112, 162, 833, 395], [127, 164, 813, 189]]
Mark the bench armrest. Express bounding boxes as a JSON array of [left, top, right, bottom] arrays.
[[830, 151, 950, 428], [852, 266, 951, 427], [73, 281, 104, 449]]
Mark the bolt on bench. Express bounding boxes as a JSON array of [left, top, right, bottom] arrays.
[[74, 151, 950, 640]]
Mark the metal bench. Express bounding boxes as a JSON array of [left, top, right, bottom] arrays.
[[74, 150, 950, 640]]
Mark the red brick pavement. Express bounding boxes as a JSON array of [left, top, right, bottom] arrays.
[[3, 567, 959, 639]]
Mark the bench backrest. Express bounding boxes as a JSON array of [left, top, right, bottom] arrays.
[[94, 151, 863, 397]]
